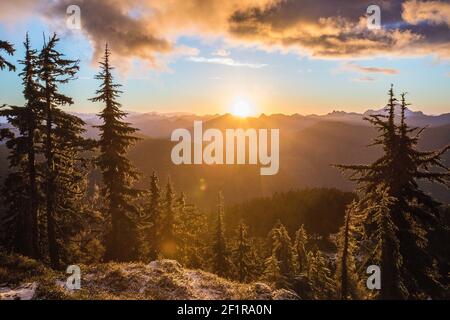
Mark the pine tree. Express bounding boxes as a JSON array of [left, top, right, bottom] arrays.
[[38, 33, 91, 268], [0, 40, 15, 72], [160, 178, 177, 258], [0, 34, 41, 258], [293, 224, 308, 274], [233, 220, 255, 282], [211, 192, 232, 277], [262, 253, 283, 287], [143, 171, 162, 261], [337, 85, 450, 299], [264, 221, 296, 288], [307, 246, 335, 299], [335, 201, 363, 300], [90, 44, 141, 262], [174, 192, 208, 268]]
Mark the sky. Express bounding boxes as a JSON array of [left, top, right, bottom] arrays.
[[0, 0, 449, 116]]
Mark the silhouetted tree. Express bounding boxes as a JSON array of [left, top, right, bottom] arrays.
[[90, 44, 141, 262], [0, 34, 41, 258], [0, 40, 15, 72], [211, 192, 232, 277], [337, 85, 450, 299], [38, 34, 91, 268]]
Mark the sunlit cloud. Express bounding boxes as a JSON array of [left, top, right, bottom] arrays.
[[188, 56, 267, 68], [352, 77, 377, 82], [402, 0, 450, 26], [342, 62, 400, 75], [5, 0, 450, 69], [212, 49, 230, 57]]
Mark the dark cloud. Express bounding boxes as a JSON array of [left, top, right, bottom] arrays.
[[228, 0, 450, 59], [5, 0, 450, 67]]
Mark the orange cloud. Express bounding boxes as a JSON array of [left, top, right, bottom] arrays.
[[343, 62, 400, 75], [402, 0, 450, 26], [7, 0, 450, 68]]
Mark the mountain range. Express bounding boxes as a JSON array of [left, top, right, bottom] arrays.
[[0, 107, 449, 208]]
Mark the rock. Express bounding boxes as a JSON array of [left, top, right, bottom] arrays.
[[0, 282, 38, 300], [272, 289, 300, 300]]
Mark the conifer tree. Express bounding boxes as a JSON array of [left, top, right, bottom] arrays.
[[39, 33, 91, 268], [233, 220, 255, 282], [293, 224, 308, 274], [263, 253, 282, 287], [337, 85, 450, 299], [307, 246, 335, 299], [160, 178, 176, 258], [144, 171, 162, 261], [335, 201, 363, 300], [0, 35, 41, 258], [264, 221, 296, 288], [90, 44, 141, 262], [174, 192, 208, 268], [0, 40, 15, 72], [211, 192, 232, 277]]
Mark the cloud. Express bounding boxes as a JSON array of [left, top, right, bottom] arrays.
[[213, 49, 230, 57], [352, 77, 377, 82], [188, 56, 267, 68], [402, 0, 450, 26], [5, 0, 450, 68], [343, 62, 399, 75]]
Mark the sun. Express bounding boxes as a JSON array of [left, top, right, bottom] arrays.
[[229, 98, 255, 118]]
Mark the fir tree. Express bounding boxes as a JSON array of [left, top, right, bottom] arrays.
[[160, 178, 176, 258], [264, 221, 296, 288], [263, 253, 282, 287], [337, 85, 450, 299], [293, 224, 308, 274], [211, 192, 232, 277], [143, 171, 162, 261], [174, 192, 208, 268], [90, 44, 141, 262], [0, 40, 15, 72], [0, 34, 41, 258], [38, 33, 91, 268], [307, 246, 335, 299], [335, 201, 363, 300], [232, 220, 255, 282]]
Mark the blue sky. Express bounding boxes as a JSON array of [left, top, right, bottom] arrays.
[[0, 1, 449, 116]]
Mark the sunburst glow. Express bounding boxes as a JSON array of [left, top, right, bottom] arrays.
[[230, 98, 255, 118]]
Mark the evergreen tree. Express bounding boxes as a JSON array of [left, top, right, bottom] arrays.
[[0, 40, 15, 72], [307, 246, 335, 299], [143, 171, 162, 261], [335, 201, 363, 300], [0, 34, 41, 258], [90, 44, 141, 262], [337, 85, 450, 299], [38, 33, 91, 268], [174, 192, 208, 268], [232, 220, 255, 282], [262, 253, 282, 287], [160, 178, 176, 258], [293, 224, 308, 274], [211, 192, 232, 277], [264, 221, 296, 288]]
